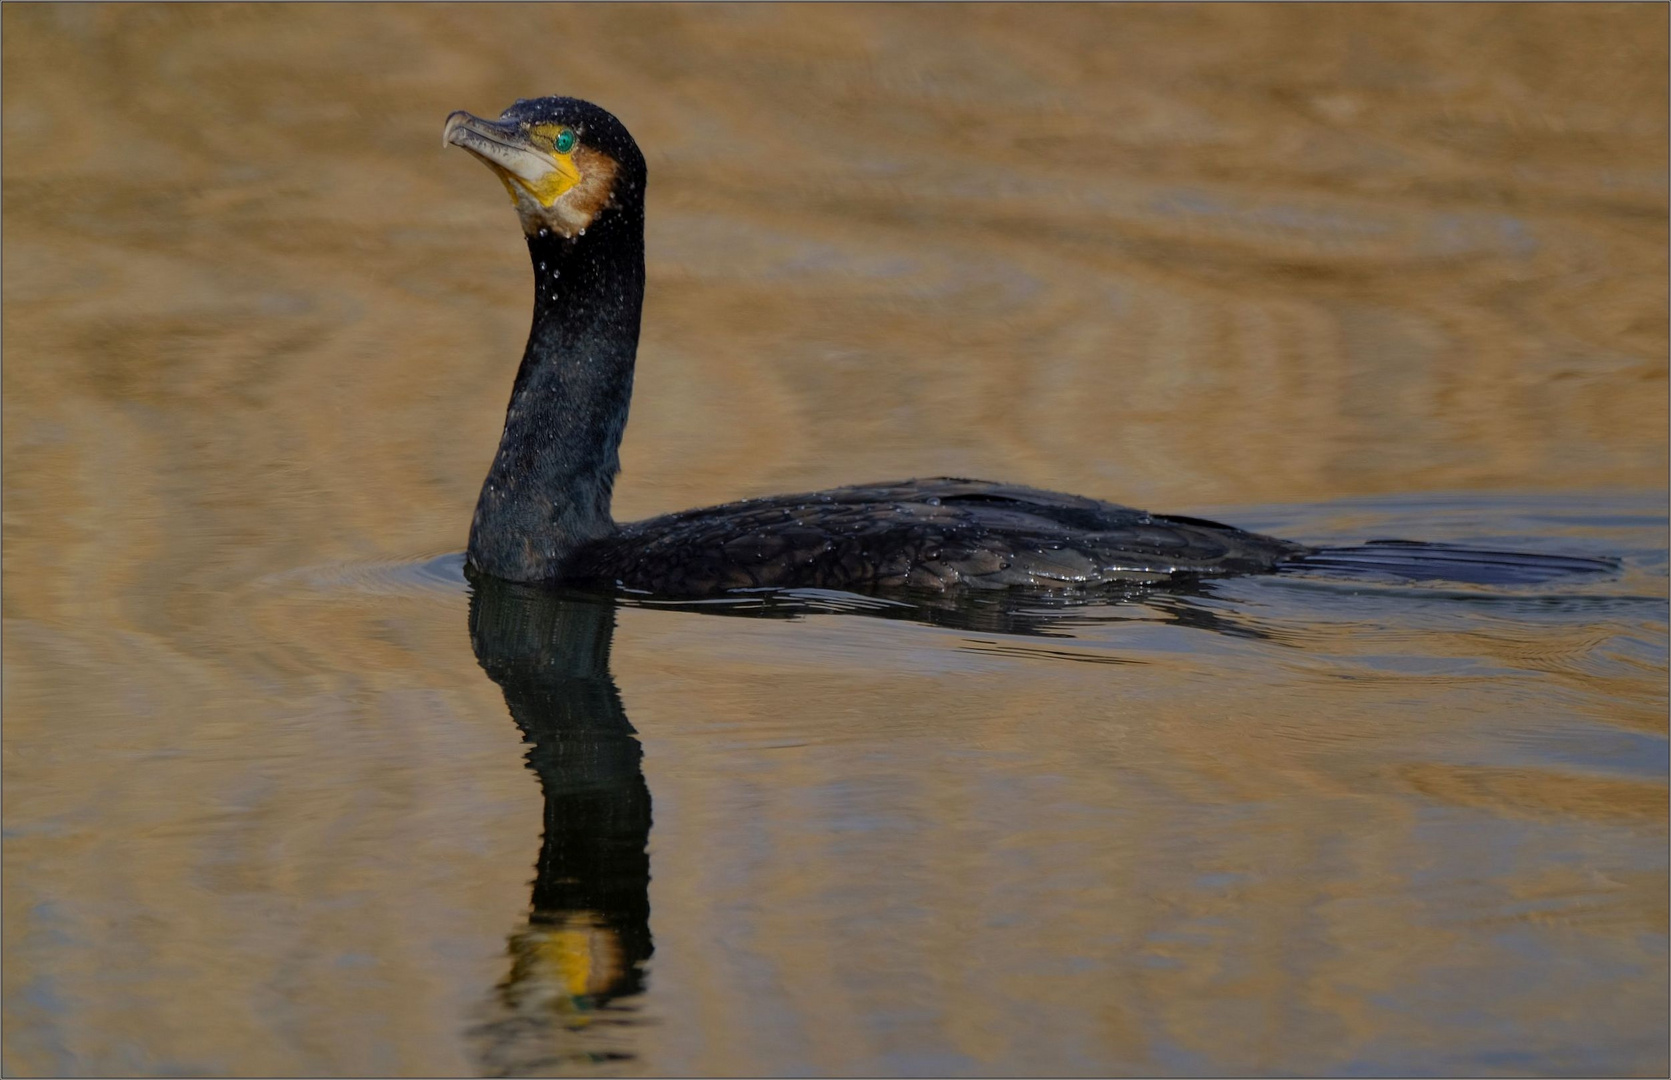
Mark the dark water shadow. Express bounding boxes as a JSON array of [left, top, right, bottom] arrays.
[[456, 565, 1276, 1074], [605, 576, 1284, 642], [465, 577, 654, 1075], [454, 565, 1295, 1073]]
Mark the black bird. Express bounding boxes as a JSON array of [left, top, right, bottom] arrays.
[[445, 97, 1613, 597]]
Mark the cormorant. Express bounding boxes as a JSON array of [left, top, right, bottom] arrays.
[[444, 97, 1612, 597]]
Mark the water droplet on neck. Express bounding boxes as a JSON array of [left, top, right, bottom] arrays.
[[537, 228, 550, 239], [538, 262, 546, 271], [577, 227, 586, 236]]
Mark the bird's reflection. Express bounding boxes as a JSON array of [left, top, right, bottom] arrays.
[[459, 570, 1273, 1072], [467, 576, 652, 1075], [610, 575, 1281, 641]]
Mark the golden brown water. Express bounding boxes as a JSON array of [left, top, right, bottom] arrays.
[[3, 5, 1667, 1076]]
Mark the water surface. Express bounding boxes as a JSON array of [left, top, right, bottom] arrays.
[[4, 5, 1667, 1076]]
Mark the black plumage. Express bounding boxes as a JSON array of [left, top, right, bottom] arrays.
[[572, 478, 1304, 598]]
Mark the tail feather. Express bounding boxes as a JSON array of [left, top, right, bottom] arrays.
[[1283, 540, 1619, 586]]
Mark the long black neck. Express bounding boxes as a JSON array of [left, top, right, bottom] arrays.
[[467, 206, 645, 582]]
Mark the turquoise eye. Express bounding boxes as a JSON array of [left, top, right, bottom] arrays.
[[554, 128, 577, 154]]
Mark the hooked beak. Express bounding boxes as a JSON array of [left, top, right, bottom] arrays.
[[444, 110, 581, 207]]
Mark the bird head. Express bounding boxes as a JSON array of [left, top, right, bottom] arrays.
[[445, 96, 644, 238]]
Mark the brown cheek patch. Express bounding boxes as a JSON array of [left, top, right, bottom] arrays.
[[539, 146, 619, 237]]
